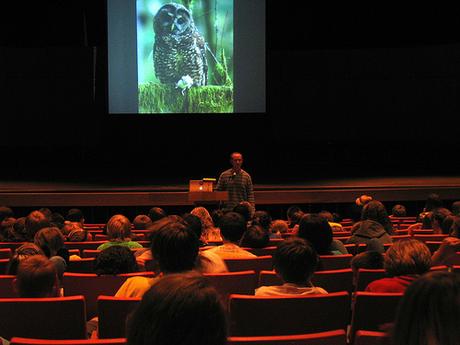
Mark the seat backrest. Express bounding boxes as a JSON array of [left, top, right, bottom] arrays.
[[317, 255, 353, 271], [203, 270, 257, 304], [10, 337, 127, 345], [63, 273, 130, 320], [97, 296, 141, 339], [413, 234, 449, 242], [0, 275, 16, 297], [0, 258, 10, 274], [227, 329, 347, 345], [243, 246, 278, 256], [81, 249, 101, 258], [67, 258, 96, 273], [350, 292, 403, 343], [224, 256, 273, 275], [0, 295, 87, 340], [228, 292, 351, 336], [353, 330, 389, 345], [257, 270, 353, 293], [0, 248, 13, 259], [355, 269, 387, 292]]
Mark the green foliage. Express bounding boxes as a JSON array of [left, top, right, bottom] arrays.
[[181, 0, 194, 10], [139, 82, 233, 113], [214, 49, 232, 86]]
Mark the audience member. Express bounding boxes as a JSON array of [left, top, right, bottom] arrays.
[[286, 205, 303, 230], [190, 206, 222, 242], [61, 221, 91, 241], [97, 214, 143, 251], [240, 225, 270, 248], [297, 213, 348, 255], [233, 202, 254, 224], [126, 272, 227, 345], [451, 200, 460, 216], [6, 243, 44, 275], [182, 213, 206, 246], [417, 193, 443, 224], [94, 245, 138, 275], [318, 210, 344, 231], [34, 227, 69, 280], [66, 208, 85, 224], [148, 207, 167, 222], [390, 204, 407, 217], [13, 255, 60, 298], [206, 212, 256, 259], [8, 217, 27, 242], [49, 212, 65, 229], [430, 207, 452, 234], [391, 271, 460, 345], [349, 194, 373, 223], [256, 237, 327, 296], [270, 219, 289, 238], [365, 239, 431, 293], [350, 250, 384, 288], [25, 210, 50, 241], [0, 206, 14, 222], [133, 214, 152, 230]]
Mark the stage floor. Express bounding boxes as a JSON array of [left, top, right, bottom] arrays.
[[1, 176, 460, 207]]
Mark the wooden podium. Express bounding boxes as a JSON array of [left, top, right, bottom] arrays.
[[188, 191, 228, 206]]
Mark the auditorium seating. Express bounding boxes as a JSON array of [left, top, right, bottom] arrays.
[[0, 295, 87, 340], [413, 234, 449, 243], [353, 330, 389, 345], [97, 296, 141, 339], [0, 258, 10, 274], [224, 256, 274, 274], [0, 274, 17, 297], [227, 329, 347, 345], [67, 258, 96, 273], [243, 246, 278, 256], [355, 269, 387, 292], [228, 292, 351, 336], [203, 270, 258, 303], [317, 255, 353, 271], [0, 248, 12, 259]]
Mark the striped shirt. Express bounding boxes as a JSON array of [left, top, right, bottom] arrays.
[[216, 168, 255, 211]]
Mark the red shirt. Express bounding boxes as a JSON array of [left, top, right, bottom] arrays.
[[365, 275, 419, 293]]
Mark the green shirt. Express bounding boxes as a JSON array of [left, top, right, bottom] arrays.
[[97, 240, 143, 251]]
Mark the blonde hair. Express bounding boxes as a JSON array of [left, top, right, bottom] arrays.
[[191, 207, 214, 230], [384, 239, 431, 277], [106, 214, 132, 241], [271, 219, 289, 234]]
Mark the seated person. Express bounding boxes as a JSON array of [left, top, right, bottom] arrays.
[[318, 210, 344, 232], [365, 239, 432, 293], [133, 214, 152, 230], [13, 255, 60, 298], [126, 272, 227, 345], [350, 250, 384, 289], [34, 227, 69, 280], [240, 225, 270, 249], [94, 246, 138, 275], [297, 213, 348, 255], [6, 243, 44, 275], [206, 212, 256, 259], [270, 219, 289, 239], [97, 214, 143, 251], [256, 237, 327, 296]]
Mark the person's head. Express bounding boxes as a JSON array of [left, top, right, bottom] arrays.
[[148, 207, 167, 222], [441, 214, 455, 235], [61, 221, 88, 241], [25, 210, 50, 241], [106, 214, 132, 241], [350, 251, 384, 287], [127, 272, 227, 345], [430, 207, 452, 233], [271, 219, 289, 234], [38, 208, 52, 220], [49, 212, 65, 229], [66, 208, 85, 223], [361, 200, 393, 233], [34, 227, 65, 258], [273, 237, 318, 285], [211, 209, 224, 227], [286, 205, 302, 222], [190, 206, 214, 229], [297, 213, 333, 255], [133, 214, 152, 230], [7, 243, 44, 275], [233, 202, 254, 223], [384, 239, 431, 277], [448, 215, 460, 238], [182, 213, 203, 241], [355, 195, 373, 207], [218, 211, 247, 243], [423, 193, 443, 212], [230, 152, 243, 171], [240, 225, 269, 248], [94, 246, 138, 275], [252, 210, 272, 231], [0, 206, 14, 222], [451, 201, 460, 216], [152, 222, 199, 274], [391, 204, 407, 217], [392, 271, 460, 345], [14, 255, 59, 298], [318, 210, 334, 222]]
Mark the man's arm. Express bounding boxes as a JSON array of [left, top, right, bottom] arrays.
[[215, 172, 225, 191], [246, 174, 255, 206]]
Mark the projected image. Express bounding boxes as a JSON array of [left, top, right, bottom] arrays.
[[137, 0, 234, 113]]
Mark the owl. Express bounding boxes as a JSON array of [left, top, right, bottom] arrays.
[[153, 3, 208, 87]]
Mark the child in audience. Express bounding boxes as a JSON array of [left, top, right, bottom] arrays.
[[255, 237, 327, 296], [97, 214, 143, 251], [350, 250, 384, 289]]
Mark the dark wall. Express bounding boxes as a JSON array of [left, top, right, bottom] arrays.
[[1, 2, 460, 184]]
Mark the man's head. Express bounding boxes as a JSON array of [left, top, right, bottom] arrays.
[[218, 211, 246, 243], [14, 255, 59, 297], [230, 152, 243, 172], [384, 239, 432, 277], [273, 237, 318, 284]]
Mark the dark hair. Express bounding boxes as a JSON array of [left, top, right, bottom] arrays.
[[233, 203, 253, 223], [297, 213, 333, 255], [94, 246, 138, 275], [391, 204, 407, 217], [451, 201, 460, 216], [361, 200, 393, 234], [218, 211, 246, 243], [133, 214, 152, 230], [182, 213, 203, 239], [431, 207, 452, 233], [34, 227, 65, 258], [351, 251, 384, 272], [286, 205, 302, 221], [25, 210, 50, 241], [0, 206, 14, 222], [240, 225, 269, 248], [49, 212, 65, 229], [127, 272, 227, 345], [273, 237, 318, 284], [39, 208, 52, 219], [7, 243, 44, 275], [392, 271, 460, 345], [66, 208, 84, 223], [252, 210, 272, 231], [449, 215, 460, 238], [318, 210, 334, 222], [423, 193, 442, 212], [148, 207, 167, 222], [152, 222, 199, 274], [211, 209, 224, 226], [15, 255, 58, 298]]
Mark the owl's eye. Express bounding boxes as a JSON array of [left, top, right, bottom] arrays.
[[177, 17, 186, 25]]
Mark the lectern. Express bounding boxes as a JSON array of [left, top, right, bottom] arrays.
[[188, 178, 228, 206]]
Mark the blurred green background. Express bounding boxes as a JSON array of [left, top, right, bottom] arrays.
[[137, 0, 234, 85]]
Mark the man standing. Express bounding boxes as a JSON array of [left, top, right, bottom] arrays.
[[216, 152, 255, 212]]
